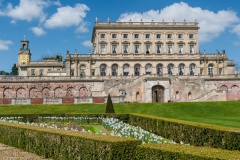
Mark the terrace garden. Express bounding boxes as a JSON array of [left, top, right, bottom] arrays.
[[0, 101, 239, 159]]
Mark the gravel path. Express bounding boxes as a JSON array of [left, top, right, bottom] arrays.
[[0, 143, 52, 160]]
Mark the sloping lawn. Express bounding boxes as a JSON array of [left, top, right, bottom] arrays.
[[0, 101, 240, 128]]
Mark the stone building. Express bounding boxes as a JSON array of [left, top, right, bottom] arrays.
[[0, 20, 239, 104]]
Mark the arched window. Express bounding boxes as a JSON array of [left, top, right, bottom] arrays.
[[123, 64, 129, 76], [176, 91, 179, 100], [188, 92, 192, 100], [100, 64, 107, 76], [189, 64, 195, 76], [145, 64, 152, 75], [112, 64, 118, 76], [156, 64, 163, 76], [80, 65, 86, 78], [208, 64, 214, 76], [168, 64, 174, 75], [178, 64, 184, 75], [134, 64, 141, 76]]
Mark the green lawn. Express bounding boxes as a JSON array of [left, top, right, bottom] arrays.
[[82, 125, 105, 134], [0, 101, 240, 128]]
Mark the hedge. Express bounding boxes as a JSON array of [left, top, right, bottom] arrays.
[[135, 144, 240, 160], [128, 114, 240, 151], [0, 115, 240, 159], [0, 121, 141, 160]]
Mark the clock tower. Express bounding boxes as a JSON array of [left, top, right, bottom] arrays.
[[17, 36, 31, 76]]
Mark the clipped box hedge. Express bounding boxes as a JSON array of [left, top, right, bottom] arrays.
[[0, 121, 141, 160], [129, 114, 240, 151], [135, 144, 240, 160]]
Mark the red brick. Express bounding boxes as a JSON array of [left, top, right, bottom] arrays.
[[93, 97, 105, 103], [62, 98, 74, 104], [31, 98, 43, 104]]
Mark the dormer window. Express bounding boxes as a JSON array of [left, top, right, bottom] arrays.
[[100, 34, 105, 38]]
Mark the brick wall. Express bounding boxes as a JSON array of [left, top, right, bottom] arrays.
[[31, 98, 43, 104], [62, 98, 74, 104], [92, 97, 105, 103], [0, 99, 11, 105]]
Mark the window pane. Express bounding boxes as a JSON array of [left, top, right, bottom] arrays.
[[123, 34, 128, 38], [101, 44, 105, 53], [112, 34, 116, 38], [134, 34, 139, 38], [100, 34, 105, 38], [156, 34, 161, 38], [167, 34, 172, 38]]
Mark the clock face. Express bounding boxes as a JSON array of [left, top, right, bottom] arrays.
[[19, 55, 29, 63]]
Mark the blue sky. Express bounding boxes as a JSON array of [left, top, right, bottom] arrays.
[[0, 0, 240, 72]]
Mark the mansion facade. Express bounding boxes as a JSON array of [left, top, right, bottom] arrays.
[[0, 19, 239, 104]]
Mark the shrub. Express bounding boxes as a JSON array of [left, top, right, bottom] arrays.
[[129, 114, 240, 151], [105, 94, 115, 113]]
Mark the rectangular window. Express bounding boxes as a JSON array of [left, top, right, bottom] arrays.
[[156, 44, 161, 54], [112, 34, 117, 38], [100, 44, 106, 54], [179, 45, 183, 54], [123, 45, 128, 54], [31, 69, 35, 76], [91, 69, 95, 76], [134, 44, 139, 53], [190, 45, 194, 54], [39, 69, 43, 76], [168, 45, 172, 54], [146, 44, 150, 54], [100, 34, 105, 38], [134, 34, 139, 38], [219, 68, 222, 75], [167, 34, 172, 38], [178, 34, 183, 38], [48, 69, 51, 71], [123, 34, 128, 38], [145, 34, 150, 38], [189, 34, 194, 38], [112, 45, 117, 54], [156, 34, 161, 38], [200, 69, 203, 75], [71, 69, 74, 76]]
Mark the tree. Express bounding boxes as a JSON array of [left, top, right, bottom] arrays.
[[11, 64, 18, 75], [55, 54, 62, 61], [235, 62, 240, 74], [105, 94, 115, 113]]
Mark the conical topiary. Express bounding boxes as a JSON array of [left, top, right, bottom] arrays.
[[105, 94, 115, 113]]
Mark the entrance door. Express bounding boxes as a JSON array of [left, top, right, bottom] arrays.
[[152, 85, 164, 102]]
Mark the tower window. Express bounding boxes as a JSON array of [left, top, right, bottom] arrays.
[[31, 69, 35, 76]]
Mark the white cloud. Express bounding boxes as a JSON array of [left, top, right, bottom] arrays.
[[82, 40, 92, 47], [232, 24, 240, 37], [119, 2, 240, 43], [75, 21, 89, 33], [5, 0, 50, 22], [0, 39, 13, 50], [30, 27, 46, 36], [44, 3, 89, 29]]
